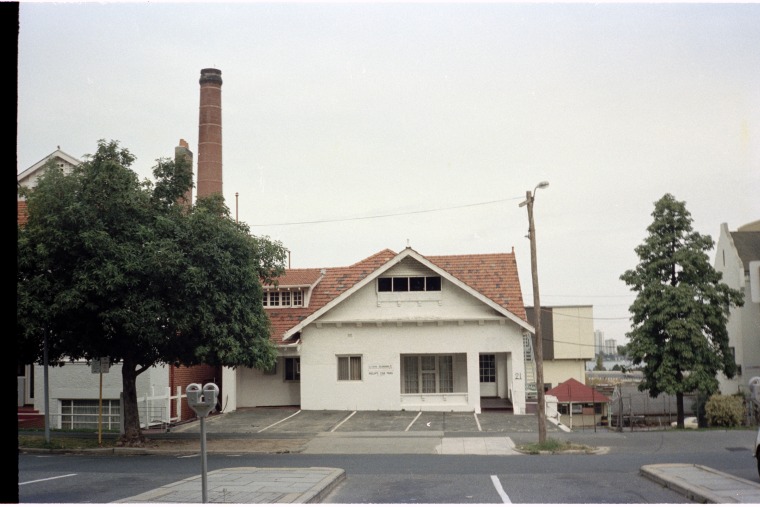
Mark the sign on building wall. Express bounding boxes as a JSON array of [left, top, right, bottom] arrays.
[[368, 364, 394, 377]]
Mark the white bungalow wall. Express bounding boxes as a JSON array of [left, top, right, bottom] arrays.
[[235, 356, 301, 407], [29, 362, 169, 421], [297, 259, 527, 414]]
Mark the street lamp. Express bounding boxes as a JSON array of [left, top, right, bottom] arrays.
[[520, 181, 549, 444]]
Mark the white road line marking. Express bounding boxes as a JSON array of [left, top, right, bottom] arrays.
[[331, 411, 356, 432], [474, 412, 482, 431], [405, 412, 422, 432], [257, 409, 301, 433], [491, 475, 511, 504], [19, 474, 77, 486]]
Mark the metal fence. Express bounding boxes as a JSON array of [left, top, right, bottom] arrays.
[[39, 386, 186, 431]]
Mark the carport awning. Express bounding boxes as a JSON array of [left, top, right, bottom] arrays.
[[546, 378, 610, 403]]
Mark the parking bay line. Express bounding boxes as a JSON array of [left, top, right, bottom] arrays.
[[405, 412, 422, 432], [330, 411, 356, 432], [257, 409, 302, 433], [20, 474, 77, 486], [490, 475, 512, 503]]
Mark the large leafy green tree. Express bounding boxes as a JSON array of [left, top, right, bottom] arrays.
[[17, 140, 288, 445], [620, 194, 743, 428]]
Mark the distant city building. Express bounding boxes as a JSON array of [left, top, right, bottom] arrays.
[[604, 338, 617, 356], [594, 330, 605, 356]]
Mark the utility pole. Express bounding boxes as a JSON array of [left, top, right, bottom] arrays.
[[520, 181, 549, 444]]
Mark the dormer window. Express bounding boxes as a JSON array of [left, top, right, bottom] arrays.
[[263, 289, 304, 308]]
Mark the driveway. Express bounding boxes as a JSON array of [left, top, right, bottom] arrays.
[[171, 407, 559, 436]]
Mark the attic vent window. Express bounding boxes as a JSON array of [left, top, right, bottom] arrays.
[[378, 276, 441, 292]]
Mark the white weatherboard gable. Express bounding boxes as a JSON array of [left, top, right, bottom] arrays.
[[282, 247, 533, 341], [17, 149, 82, 190]]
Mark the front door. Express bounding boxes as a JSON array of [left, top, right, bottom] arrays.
[[479, 354, 497, 397]]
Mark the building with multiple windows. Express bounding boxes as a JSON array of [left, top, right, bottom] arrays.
[[228, 247, 535, 414]]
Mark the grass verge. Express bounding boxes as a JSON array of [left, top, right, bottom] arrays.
[[19, 435, 118, 450], [516, 438, 595, 454]]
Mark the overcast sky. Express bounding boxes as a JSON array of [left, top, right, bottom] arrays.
[[17, 2, 760, 346]]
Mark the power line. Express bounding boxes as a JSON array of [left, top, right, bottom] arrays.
[[539, 308, 631, 321], [252, 195, 525, 227]]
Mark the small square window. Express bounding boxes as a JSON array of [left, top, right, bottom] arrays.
[[409, 277, 425, 291], [337, 356, 362, 381], [393, 278, 409, 292], [378, 278, 392, 292], [425, 277, 441, 291]]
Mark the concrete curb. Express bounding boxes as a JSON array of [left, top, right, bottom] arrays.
[[641, 463, 760, 504]]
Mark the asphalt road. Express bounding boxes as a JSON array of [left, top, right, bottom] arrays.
[[18, 427, 759, 504]]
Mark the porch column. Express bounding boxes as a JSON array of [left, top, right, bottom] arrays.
[[221, 366, 237, 412], [467, 353, 481, 414]]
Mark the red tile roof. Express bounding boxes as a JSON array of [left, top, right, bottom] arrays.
[[546, 378, 611, 403], [427, 253, 526, 320], [266, 249, 397, 344], [271, 268, 323, 288], [265, 248, 527, 345]]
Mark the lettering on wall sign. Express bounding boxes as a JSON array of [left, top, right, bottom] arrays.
[[368, 364, 394, 376]]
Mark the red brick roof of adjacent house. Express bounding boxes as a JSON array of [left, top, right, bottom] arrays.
[[272, 268, 323, 287], [546, 378, 611, 403], [265, 248, 527, 345]]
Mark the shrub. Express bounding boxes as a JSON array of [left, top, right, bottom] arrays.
[[705, 394, 744, 427]]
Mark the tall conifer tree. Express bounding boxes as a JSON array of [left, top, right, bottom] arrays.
[[620, 194, 743, 428]]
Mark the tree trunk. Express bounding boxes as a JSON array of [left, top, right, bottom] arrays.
[[676, 391, 685, 429], [118, 355, 146, 446]]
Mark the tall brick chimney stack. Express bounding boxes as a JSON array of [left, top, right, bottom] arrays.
[[197, 68, 223, 198], [174, 138, 193, 207]]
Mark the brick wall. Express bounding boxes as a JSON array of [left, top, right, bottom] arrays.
[[170, 364, 222, 421]]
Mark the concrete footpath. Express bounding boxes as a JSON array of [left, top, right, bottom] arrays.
[[642, 463, 760, 504], [114, 467, 346, 504]]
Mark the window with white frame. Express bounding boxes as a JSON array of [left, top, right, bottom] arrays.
[[402, 355, 453, 393], [263, 290, 305, 308], [61, 399, 120, 430], [337, 356, 362, 381]]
